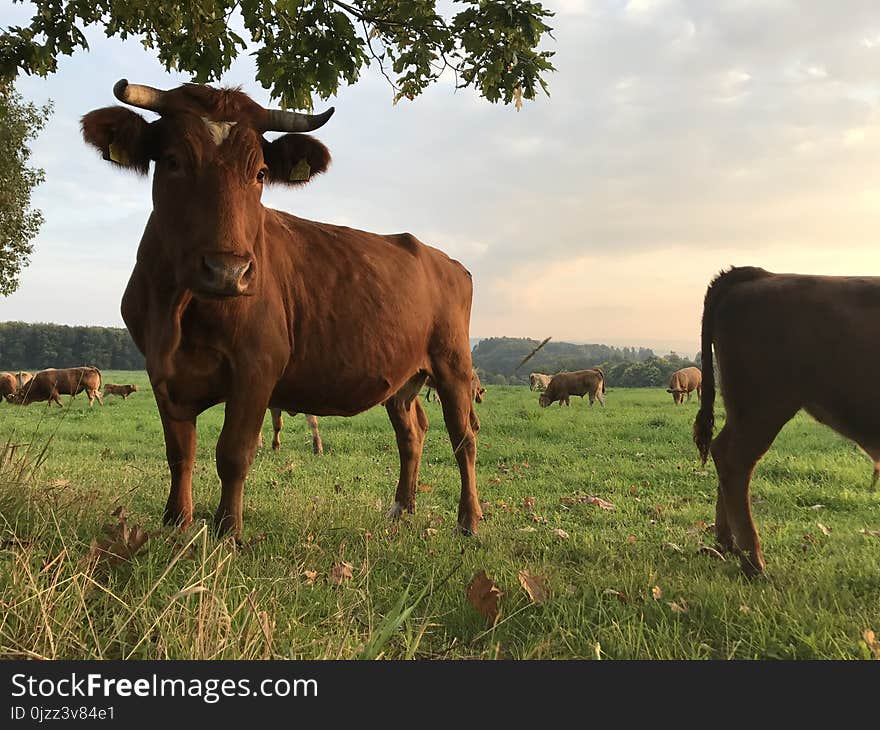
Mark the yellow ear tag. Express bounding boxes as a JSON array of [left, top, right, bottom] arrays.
[[108, 143, 129, 166], [289, 159, 311, 182]]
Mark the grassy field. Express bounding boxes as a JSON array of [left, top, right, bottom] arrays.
[[1, 372, 879, 660]]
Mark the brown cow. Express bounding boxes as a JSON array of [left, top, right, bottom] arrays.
[[529, 372, 552, 391], [10, 367, 103, 407], [0, 372, 16, 402], [667, 366, 702, 404], [104, 383, 139, 399], [82, 80, 481, 538], [258, 409, 323, 455], [539, 369, 606, 408], [694, 266, 880, 576]]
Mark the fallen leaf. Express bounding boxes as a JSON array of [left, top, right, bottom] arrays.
[[522, 497, 536, 512], [739, 604, 751, 614], [651, 585, 663, 600], [810, 504, 825, 511], [49, 479, 70, 488], [423, 527, 438, 538], [858, 528, 880, 538], [303, 569, 317, 585], [662, 541, 684, 554], [627, 535, 636, 544], [417, 484, 433, 492], [467, 570, 502, 623], [330, 561, 353, 586], [518, 570, 549, 604], [817, 522, 832, 536], [560, 494, 614, 510], [552, 528, 569, 539], [84, 509, 149, 568], [518, 526, 537, 533], [668, 598, 689, 614], [863, 629, 880, 660]]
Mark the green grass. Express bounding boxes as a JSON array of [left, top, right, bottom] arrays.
[[1, 374, 879, 659]]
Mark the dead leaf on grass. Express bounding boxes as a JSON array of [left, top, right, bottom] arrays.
[[604, 588, 629, 603], [518, 570, 549, 604], [651, 585, 663, 600], [417, 484, 433, 492], [552, 528, 569, 539], [303, 569, 318, 585], [467, 570, 502, 623], [668, 598, 689, 614], [863, 629, 880, 659], [522, 497, 535, 512], [817, 522, 832, 537], [330, 561, 353, 586]]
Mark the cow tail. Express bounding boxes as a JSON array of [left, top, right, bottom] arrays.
[[93, 366, 103, 389], [693, 266, 769, 464], [595, 367, 606, 393]]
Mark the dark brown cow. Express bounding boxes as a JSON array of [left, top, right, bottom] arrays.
[[539, 369, 606, 408], [0, 372, 16, 402], [694, 266, 880, 576], [258, 409, 323, 455], [104, 383, 139, 399], [15, 371, 33, 392], [666, 366, 702, 404], [11, 367, 103, 407], [82, 80, 481, 538]]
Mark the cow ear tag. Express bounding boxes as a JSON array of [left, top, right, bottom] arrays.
[[289, 159, 311, 182], [109, 143, 129, 166]]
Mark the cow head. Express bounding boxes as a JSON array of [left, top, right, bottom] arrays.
[[538, 392, 551, 407], [81, 80, 333, 298]]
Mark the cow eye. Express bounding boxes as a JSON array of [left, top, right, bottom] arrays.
[[256, 168, 267, 183], [164, 154, 180, 172]]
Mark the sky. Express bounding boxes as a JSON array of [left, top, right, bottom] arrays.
[[3, 0, 880, 358]]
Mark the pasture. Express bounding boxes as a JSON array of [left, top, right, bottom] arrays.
[[1, 373, 879, 659]]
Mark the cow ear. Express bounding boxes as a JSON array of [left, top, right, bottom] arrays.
[[262, 133, 331, 186], [81, 106, 153, 174]]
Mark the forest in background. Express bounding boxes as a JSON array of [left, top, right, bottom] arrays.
[[0, 324, 699, 388], [472, 337, 700, 388], [0, 321, 144, 370]]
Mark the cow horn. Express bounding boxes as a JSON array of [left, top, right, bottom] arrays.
[[263, 107, 335, 133], [113, 79, 168, 113]]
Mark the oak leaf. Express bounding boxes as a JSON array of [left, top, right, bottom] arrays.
[[518, 570, 549, 604], [467, 570, 502, 623]]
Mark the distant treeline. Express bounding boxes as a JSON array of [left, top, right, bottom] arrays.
[[0, 321, 144, 371], [472, 337, 700, 388]]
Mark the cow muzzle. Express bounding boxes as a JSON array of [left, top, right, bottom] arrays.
[[195, 254, 255, 297]]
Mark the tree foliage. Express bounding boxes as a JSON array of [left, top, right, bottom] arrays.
[[1, 1, 556, 110], [0, 321, 144, 370], [0, 86, 51, 296]]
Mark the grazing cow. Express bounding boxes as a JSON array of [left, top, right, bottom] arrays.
[[694, 266, 880, 576], [529, 372, 552, 391], [425, 369, 484, 404], [539, 369, 606, 408], [82, 80, 481, 538], [10, 367, 103, 407], [104, 383, 139, 399], [0, 372, 16, 402], [667, 366, 702, 404], [258, 409, 323, 455]]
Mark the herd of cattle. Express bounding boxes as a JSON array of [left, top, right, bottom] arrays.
[[1, 367, 137, 407], [2, 78, 876, 578]]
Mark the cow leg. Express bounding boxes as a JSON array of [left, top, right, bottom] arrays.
[[597, 390, 605, 407], [710, 407, 795, 576], [94, 389, 104, 406], [306, 414, 323, 455], [52, 391, 63, 408], [434, 369, 481, 535], [157, 405, 197, 528], [271, 408, 283, 450], [385, 396, 428, 517], [214, 398, 266, 537], [686, 390, 692, 402], [697, 386, 702, 402]]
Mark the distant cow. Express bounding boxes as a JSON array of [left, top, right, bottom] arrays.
[[667, 367, 702, 404], [539, 369, 606, 408], [694, 266, 880, 576], [104, 383, 139, 399], [10, 367, 103, 407], [529, 372, 552, 391], [258, 409, 323, 455], [426, 369, 484, 404], [0, 372, 16, 402]]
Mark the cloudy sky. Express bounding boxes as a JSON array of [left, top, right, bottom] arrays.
[[3, 0, 880, 357]]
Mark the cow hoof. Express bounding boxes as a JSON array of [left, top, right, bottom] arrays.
[[386, 501, 405, 520], [739, 553, 765, 578]]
